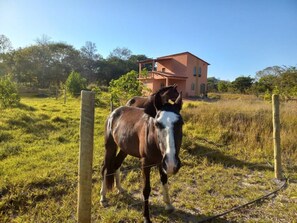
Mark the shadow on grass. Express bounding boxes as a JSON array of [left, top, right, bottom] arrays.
[[18, 103, 37, 111], [109, 191, 238, 223], [186, 142, 274, 172]]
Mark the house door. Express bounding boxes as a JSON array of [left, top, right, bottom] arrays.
[[200, 84, 206, 96]]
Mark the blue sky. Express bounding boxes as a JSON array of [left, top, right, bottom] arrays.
[[0, 0, 296, 81]]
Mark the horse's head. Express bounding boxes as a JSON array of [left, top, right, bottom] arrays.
[[158, 84, 179, 104], [154, 91, 183, 175]]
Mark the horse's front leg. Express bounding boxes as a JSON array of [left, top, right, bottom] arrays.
[[100, 169, 108, 206], [158, 165, 175, 212], [142, 163, 152, 223], [114, 150, 127, 193]]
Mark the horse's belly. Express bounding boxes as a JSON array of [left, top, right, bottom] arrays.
[[115, 137, 141, 158]]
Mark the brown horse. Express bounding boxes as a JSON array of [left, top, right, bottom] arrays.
[[126, 84, 179, 117], [101, 90, 183, 223]]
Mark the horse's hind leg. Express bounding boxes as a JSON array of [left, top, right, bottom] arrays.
[[114, 150, 127, 193], [100, 133, 117, 206], [158, 165, 175, 212]]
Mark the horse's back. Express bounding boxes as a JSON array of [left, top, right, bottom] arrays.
[[126, 96, 149, 108]]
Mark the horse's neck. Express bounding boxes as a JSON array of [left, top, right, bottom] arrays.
[[146, 117, 158, 147], [143, 96, 157, 117]]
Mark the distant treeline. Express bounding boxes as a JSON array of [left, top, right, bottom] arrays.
[[208, 66, 297, 99], [0, 34, 147, 88], [1, 34, 296, 99]]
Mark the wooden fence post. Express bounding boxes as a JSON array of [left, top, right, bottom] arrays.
[[77, 90, 95, 223], [272, 94, 283, 180]]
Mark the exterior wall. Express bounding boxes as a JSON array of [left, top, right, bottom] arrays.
[[139, 52, 209, 97], [157, 60, 174, 74], [185, 54, 208, 97], [142, 79, 168, 95], [157, 55, 187, 76], [152, 79, 166, 92], [168, 79, 186, 94]]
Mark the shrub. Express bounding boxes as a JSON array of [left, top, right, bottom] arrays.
[[65, 71, 86, 97], [109, 70, 143, 105], [87, 83, 106, 107], [0, 75, 20, 108]]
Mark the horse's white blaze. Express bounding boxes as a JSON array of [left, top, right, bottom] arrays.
[[157, 111, 179, 174]]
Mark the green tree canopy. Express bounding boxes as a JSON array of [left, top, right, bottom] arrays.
[[207, 77, 220, 92], [109, 70, 143, 105], [232, 76, 254, 93], [65, 71, 86, 97], [217, 80, 230, 93], [0, 75, 20, 108]]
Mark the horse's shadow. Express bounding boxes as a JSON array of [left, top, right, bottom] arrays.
[[111, 191, 238, 223], [185, 141, 274, 172]]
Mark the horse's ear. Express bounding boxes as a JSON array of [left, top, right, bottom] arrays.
[[154, 91, 163, 111], [174, 91, 183, 111]]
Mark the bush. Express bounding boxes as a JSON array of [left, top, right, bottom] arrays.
[[87, 83, 107, 107], [65, 71, 86, 97], [0, 75, 20, 108], [109, 70, 143, 105]]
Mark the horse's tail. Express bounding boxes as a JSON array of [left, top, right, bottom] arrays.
[[102, 127, 117, 191]]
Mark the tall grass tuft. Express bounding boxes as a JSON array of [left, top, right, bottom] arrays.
[[182, 99, 297, 164]]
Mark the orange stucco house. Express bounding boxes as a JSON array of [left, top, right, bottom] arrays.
[[138, 52, 210, 97]]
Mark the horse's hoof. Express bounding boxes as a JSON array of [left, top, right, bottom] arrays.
[[100, 199, 108, 207], [143, 218, 152, 223], [117, 187, 125, 194], [165, 204, 175, 212]]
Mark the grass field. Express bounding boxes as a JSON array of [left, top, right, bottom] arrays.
[[0, 94, 297, 222]]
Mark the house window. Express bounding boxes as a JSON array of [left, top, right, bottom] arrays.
[[191, 83, 195, 91], [193, 66, 196, 76], [198, 67, 202, 77], [162, 68, 165, 72]]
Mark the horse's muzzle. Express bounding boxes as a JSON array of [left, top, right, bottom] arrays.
[[162, 155, 181, 175]]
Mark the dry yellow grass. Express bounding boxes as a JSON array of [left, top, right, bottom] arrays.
[[1, 95, 296, 222]]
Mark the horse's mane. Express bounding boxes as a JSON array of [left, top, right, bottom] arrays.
[[151, 84, 177, 96]]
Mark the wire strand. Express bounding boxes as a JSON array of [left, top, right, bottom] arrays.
[[197, 178, 288, 222]]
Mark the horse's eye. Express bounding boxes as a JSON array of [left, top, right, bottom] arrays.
[[155, 122, 165, 129]]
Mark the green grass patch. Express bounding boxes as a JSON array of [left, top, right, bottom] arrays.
[[0, 95, 296, 222]]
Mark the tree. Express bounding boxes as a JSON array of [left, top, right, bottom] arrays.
[[255, 66, 283, 81], [1, 36, 149, 89], [0, 75, 20, 108], [35, 34, 52, 46], [65, 71, 86, 97], [80, 41, 103, 82], [278, 66, 297, 98], [0, 35, 13, 76], [232, 76, 254, 93], [253, 65, 297, 98], [6, 42, 82, 87], [108, 47, 132, 60], [0, 35, 13, 54], [257, 74, 277, 92], [80, 41, 102, 61], [207, 77, 219, 92], [217, 80, 230, 93], [109, 70, 143, 105]]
